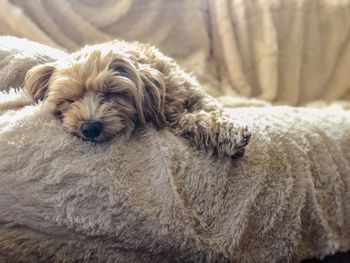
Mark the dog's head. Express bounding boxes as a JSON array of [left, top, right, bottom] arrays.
[[24, 41, 166, 142]]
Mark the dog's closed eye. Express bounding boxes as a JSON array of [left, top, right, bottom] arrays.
[[59, 99, 74, 106], [56, 99, 73, 111], [54, 109, 63, 118]]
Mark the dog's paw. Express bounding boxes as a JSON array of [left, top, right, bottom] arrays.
[[217, 124, 251, 158]]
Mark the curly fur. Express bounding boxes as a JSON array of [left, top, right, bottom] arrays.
[[24, 40, 250, 157]]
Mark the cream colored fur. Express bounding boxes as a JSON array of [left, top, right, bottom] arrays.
[[0, 37, 350, 262], [22, 40, 250, 157]]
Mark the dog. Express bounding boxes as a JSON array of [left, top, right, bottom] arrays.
[[24, 40, 250, 158]]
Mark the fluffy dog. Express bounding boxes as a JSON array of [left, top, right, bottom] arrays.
[[24, 40, 250, 158]]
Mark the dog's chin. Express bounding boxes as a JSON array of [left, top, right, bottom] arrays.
[[81, 136, 100, 143], [68, 131, 114, 143], [80, 134, 114, 143]]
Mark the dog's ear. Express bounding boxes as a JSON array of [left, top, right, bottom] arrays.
[[139, 68, 167, 128], [24, 64, 55, 101]]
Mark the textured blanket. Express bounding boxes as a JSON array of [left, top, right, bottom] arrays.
[[1, 92, 350, 262], [0, 37, 350, 263]]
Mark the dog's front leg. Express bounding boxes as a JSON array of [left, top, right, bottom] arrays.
[[170, 110, 251, 158]]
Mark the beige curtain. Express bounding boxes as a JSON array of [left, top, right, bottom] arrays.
[[210, 0, 350, 105], [2, 0, 350, 105]]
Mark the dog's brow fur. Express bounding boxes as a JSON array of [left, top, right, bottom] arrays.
[[24, 40, 250, 157]]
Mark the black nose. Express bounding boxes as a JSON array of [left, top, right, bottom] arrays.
[[81, 121, 103, 139]]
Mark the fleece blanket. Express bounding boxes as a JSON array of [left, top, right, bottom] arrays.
[[2, 0, 350, 104], [0, 37, 350, 263], [1, 91, 350, 263]]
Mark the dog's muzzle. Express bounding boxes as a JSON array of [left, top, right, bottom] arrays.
[[81, 121, 103, 139]]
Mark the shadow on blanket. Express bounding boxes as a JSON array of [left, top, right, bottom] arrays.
[[303, 251, 350, 263]]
